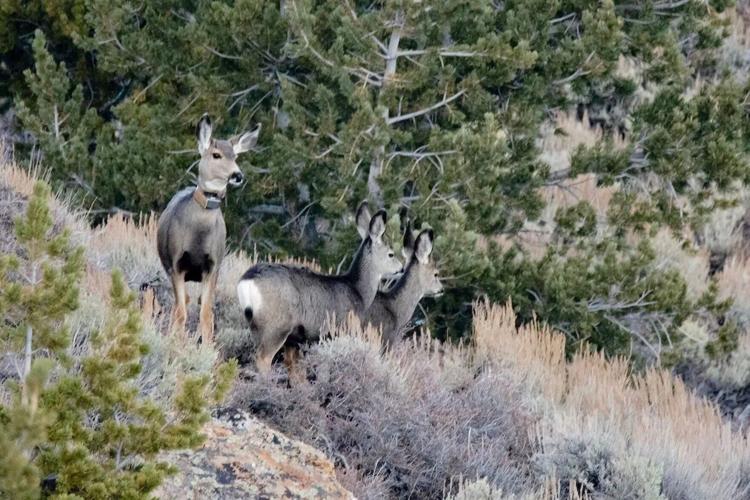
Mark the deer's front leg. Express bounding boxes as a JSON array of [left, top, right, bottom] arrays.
[[198, 271, 218, 344], [170, 271, 188, 338]]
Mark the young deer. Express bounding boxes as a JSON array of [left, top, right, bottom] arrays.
[[157, 114, 259, 343], [236, 202, 402, 373], [364, 223, 442, 347]]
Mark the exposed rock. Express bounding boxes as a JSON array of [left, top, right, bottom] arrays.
[[156, 407, 353, 499]]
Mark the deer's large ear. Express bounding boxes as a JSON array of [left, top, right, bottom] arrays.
[[414, 229, 434, 264], [196, 114, 213, 155], [356, 201, 372, 239], [232, 124, 261, 155], [369, 210, 387, 242], [402, 220, 416, 259]]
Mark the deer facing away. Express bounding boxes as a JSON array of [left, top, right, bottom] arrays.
[[236, 202, 402, 373], [364, 222, 442, 347], [157, 114, 259, 343]]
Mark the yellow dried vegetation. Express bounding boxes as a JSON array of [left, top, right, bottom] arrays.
[[472, 299, 749, 498]]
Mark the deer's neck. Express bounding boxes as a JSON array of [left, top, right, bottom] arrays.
[[382, 260, 423, 328], [198, 176, 228, 195], [345, 239, 379, 309]]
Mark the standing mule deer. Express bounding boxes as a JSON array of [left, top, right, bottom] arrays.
[[364, 222, 442, 347], [157, 114, 260, 343], [236, 202, 402, 374]]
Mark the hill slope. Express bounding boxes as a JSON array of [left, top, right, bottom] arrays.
[[2, 152, 749, 498]]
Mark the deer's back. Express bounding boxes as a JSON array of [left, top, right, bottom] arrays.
[[241, 263, 365, 337]]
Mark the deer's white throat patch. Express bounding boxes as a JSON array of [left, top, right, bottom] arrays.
[[200, 178, 229, 193], [237, 280, 263, 313]]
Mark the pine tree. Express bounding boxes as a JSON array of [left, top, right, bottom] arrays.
[[15, 31, 102, 200], [0, 181, 84, 499], [0, 181, 237, 498]]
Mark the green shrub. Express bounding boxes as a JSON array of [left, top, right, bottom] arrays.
[[0, 181, 236, 498]]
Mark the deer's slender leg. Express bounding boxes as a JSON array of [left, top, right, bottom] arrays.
[[170, 271, 188, 338], [255, 327, 292, 375], [198, 271, 218, 344], [284, 344, 304, 384]]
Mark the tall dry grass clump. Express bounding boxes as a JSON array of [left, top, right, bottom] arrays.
[[473, 299, 750, 499], [472, 300, 566, 401], [0, 146, 88, 250]]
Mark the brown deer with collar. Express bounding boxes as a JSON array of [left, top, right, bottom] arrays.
[[157, 114, 260, 343]]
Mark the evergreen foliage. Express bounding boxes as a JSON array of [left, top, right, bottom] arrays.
[[0, 181, 237, 498], [1, 1, 748, 356]]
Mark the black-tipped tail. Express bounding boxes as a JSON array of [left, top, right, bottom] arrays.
[[244, 306, 253, 322]]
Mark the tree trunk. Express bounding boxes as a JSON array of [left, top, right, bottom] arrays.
[[367, 21, 402, 206]]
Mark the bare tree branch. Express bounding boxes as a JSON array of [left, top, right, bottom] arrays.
[[605, 314, 661, 361], [387, 90, 465, 125], [550, 12, 577, 24], [393, 49, 484, 58], [203, 45, 243, 60], [586, 292, 655, 313]]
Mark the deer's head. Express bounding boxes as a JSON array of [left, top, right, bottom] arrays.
[[403, 225, 442, 297], [356, 202, 403, 279], [195, 114, 260, 193]]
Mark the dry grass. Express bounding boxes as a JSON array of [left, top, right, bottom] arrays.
[[721, 5, 750, 77], [447, 477, 588, 500], [474, 300, 750, 499], [650, 228, 710, 302], [231, 299, 750, 498], [538, 110, 628, 175], [504, 110, 628, 258], [701, 204, 746, 258], [229, 296, 750, 499], [233, 312, 537, 499], [717, 255, 750, 326], [0, 146, 89, 249]]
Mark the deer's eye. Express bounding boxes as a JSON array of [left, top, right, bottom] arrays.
[[388, 252, 394, 258], [212, 152, 221, 159], [434, 272, 439, 277]]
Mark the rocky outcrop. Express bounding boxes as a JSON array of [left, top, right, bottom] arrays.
[[156, 408, 353, 499]]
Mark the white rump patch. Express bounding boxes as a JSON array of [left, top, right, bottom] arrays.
[[237, 279, 263, 313]]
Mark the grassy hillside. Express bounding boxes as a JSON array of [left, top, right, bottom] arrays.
[[4, 3, 750, 497], [3, 148, 747, 498]]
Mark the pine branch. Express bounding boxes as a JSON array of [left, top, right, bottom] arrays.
[[605, 314, 661, 360], [202, 45, 243, 60], [553, 52, 595, 85], [386, 90, 465, 125], [586, 292, 655, 312], [394, 49, 484, 58], [550, 12, 577, 24]]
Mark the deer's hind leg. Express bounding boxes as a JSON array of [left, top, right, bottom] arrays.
[[170, 270, 188, 338], [199, 270, 218, 345], [255, 326, 294, 376], [283, 326, 307, 384]]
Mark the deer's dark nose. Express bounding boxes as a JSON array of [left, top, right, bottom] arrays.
[[229, 172, 244, 186]]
